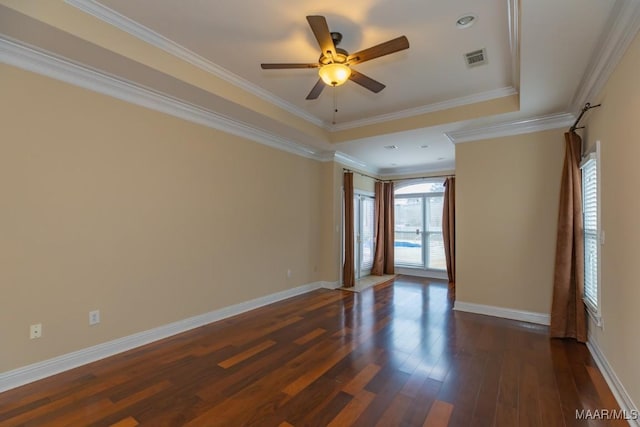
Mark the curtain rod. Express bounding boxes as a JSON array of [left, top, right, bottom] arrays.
[[391, 174, 455, 183], [342, 169, 382, 182], [343, 168, 454, 183], [570, 102, 602, 132]]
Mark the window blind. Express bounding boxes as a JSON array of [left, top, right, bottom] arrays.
[[582, 156, 598, 310]]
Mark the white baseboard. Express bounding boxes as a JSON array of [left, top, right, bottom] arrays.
[[0, 281, 327, 393], [395, 267, 448, 281], [586, 337, 640, 426], [453, 301, 550, 325], [320, 281, 340, 289]]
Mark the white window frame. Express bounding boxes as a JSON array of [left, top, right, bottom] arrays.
[[580, 140, 602, 326], [393, 179, 446, 271]]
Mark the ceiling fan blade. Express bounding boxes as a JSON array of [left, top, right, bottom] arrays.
[[349, 69, 386, 93], [306, 79, 326, 100], [261, 63, 319, 69], [347, 36, 409, 65], [306, 15, 336, 58]]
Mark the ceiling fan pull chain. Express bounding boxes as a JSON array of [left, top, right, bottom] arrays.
[[332, 86, 338, 125]]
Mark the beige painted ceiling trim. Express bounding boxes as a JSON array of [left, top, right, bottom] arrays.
[[328, 86, 518, 132], [445, 112, 575, 144], [330, 94, 520, 144], [65, 0, 522, 134], [570, 0, 640, 111], [64, 0, 325, 128]]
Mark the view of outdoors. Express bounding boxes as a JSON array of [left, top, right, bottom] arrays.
[[394, 181, 446, 270], [359, 197, 375, 272], [349, 181, 447, 275]]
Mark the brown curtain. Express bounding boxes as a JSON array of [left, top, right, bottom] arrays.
[[443, 177, 456, 300], [550, 131, 587, 342], [372, 181, 385, 275], [383, 182, 395, 274], [342, 172, 355, 287], [372, 181, 395, 275]]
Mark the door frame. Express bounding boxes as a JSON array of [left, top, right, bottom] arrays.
[[354, 191, 374, 279]]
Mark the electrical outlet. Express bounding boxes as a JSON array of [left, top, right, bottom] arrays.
[[89, 310, 100, 325], [30, 323, 42, 339]]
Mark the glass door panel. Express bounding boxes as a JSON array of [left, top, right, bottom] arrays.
[[427, 233, 446, 270], [353, 194, 375, 279], [360, 197, 375, 272], [427, 196, 443, 233], [394, 197, 424, 267], [426, 196, 445, 269]]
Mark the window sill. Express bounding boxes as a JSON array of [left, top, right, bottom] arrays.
[[584, 300, 603, 328]]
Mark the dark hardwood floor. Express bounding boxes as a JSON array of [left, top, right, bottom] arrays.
[[0, 276, 625, 426]]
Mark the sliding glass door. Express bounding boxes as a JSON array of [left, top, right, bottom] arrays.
[[394, 182, 446, 270], [354, 194, 375, 278]]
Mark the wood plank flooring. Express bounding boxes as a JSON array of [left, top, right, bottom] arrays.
[[0, 276, 626, 426]]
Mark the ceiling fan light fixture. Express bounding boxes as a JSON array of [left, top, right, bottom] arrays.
[[318, 63, 351, 86]]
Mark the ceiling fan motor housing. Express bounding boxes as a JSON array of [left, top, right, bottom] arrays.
[[319, 47, 349, 65]]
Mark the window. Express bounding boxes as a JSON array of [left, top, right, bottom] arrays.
[[581, 143, 600, 320], [394, 180, 446, 270]]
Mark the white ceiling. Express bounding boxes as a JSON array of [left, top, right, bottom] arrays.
[[1, 0, 634, 175], [100, 0, 514, 125]]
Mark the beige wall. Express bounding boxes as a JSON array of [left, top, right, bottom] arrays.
[[383, 169, 455, 182], [0, 64, 330, 372], [456, 129, 565, 314], [582, 30, 640, 409], [353, 172, 376, 194], [318, 161, 341, 282]]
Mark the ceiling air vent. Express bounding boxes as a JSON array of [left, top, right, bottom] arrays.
[[464, 48, 487, 67]]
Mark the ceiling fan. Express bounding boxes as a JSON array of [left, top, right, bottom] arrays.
[[261, 16, 410, 100]]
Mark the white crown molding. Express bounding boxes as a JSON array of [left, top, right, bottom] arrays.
[[445, 112, 575, 144], [586, 333, 640, 426], [302, 150, 382, 175], [507, 0, 520, 91], [329, 151, 381, 175], [454, 301, 550, 326], [333, 151, 370, 169], [0, 36, 322, 160], [328, 86, 518, 132], [313, 150, 340, 162], [378, 162, 456, 178], [571, 0, 640, 112], [0, 281, 327, 392], [64, 0, 324, 128]]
